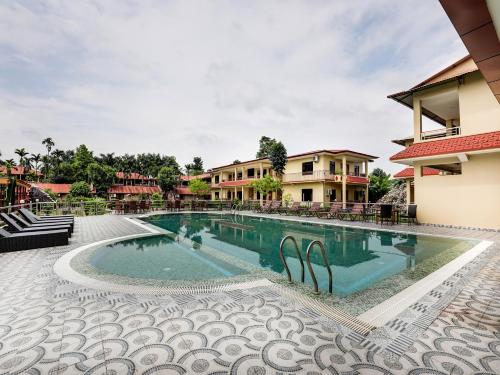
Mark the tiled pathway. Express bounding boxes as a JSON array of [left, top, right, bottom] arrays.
[[0, 214, 499, 374]]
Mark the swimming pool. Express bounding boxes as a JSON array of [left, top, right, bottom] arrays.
[[89, 213, 477, 296]]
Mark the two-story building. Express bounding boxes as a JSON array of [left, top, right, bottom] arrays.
[[388, 56, 500, 229], [210, 149, 376, 206], [175, 173, 211, 200], [108, 172, 161, 200], [388, 1, 500, 230]]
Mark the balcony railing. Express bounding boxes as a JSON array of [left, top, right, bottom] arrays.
[[282, 170, 368, 183], [420, 126, 460, 141]]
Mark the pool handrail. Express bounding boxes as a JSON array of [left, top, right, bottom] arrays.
[[279, 235, 305, 284], [306, 240, 333, 295]]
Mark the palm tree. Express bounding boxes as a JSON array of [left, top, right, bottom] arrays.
[[51, 149, 65, 167], [42, 137, 55, 177], [31, 153, 42, 181], [3, 159, 16, 177], [14, 148, 29, 175]]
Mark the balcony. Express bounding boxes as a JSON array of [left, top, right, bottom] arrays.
[[282, 170, 368, 184], [420, 126, 461, 141]]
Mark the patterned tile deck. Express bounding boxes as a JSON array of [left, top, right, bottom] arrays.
[[0, 214, 499, 374]]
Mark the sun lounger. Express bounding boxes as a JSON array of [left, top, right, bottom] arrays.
[[20, 208, 74, 221], [279, 201, 301, 215], [256, 201, 272, 213], [304, 202, 323, 217], [1, 213, 72, 237], [318, 203, 344, 219], [10, 213, 73, 234], [263, 200, 281, 213], [18, 209, 74, 232], [0, 227, 68, 252]]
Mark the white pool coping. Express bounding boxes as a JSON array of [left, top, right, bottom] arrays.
[[358, 239, 493, 326]]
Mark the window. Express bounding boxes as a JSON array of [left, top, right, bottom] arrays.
[[354, 165, 360, 176], [302, 189, 313, 201], [247, 168, 255, 178], [237, 172, 242, 180], [302, 162, 314, 175], [215, 192, 219, 199], [329, 161, 336, 174], [214, 175, 219, 184]]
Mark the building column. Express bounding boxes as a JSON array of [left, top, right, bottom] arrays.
[[413, 99, 422, 141], [241, 186, 244, 201], [342, 156, 347, 209], [364, 160, 369, 176], [406, 180, 412, 204], [365, 184, 369, 203], [259, 162, 264, 204]]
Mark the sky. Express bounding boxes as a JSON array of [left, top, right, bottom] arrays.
[[0, 0, 467, 174]]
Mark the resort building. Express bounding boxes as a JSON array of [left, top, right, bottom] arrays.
[[389, 56, 500, 229], [108, 172, 161, 200], [210, 149, 376, 206], [0, 166, 43, 180], [30, 183, 94, 200], [175, 173, 211, 201], [388, 1, 500, 230]]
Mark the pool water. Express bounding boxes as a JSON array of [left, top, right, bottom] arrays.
[[90, 213, 477, 296]]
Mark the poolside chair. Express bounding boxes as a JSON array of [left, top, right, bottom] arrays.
[[0, 213, 72, 237], [262, 200, 280, 214], [20, 208, 74, 223], [113, 201, 124, 214], [400, 204, 418, 225], [319, 203, 344, 220], [0, 227, 68, 252], [347, 203, 375, 222], [18, 209, 74, 232], [256, 201, 272, 213], [280, 201, 300, 215], [304, 202, 323, 217], [10, 212, 73, 234], [377, 204, 393, 225]]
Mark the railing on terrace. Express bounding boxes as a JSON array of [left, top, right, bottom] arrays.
[[282, 170, 367, 183], [420, 126, 460, 141]]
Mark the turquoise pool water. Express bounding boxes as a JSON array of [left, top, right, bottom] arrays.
[[90, 213, 477, 295]]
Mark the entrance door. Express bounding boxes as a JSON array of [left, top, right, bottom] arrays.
[[302, 189, 313, 202], [237, 191, 243, 200], [329, 189, 336, 202]]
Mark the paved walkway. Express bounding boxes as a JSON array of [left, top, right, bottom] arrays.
[[0, 214, 499, 374]]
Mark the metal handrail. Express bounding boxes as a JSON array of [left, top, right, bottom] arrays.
[[420, 126, 460, 140], [279, 235, 305, 284], [306, 240, 333, 295]]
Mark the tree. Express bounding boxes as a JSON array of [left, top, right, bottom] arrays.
[[31, 153, 42, 181], [251, 175, 282, 199], [185, 156, 204, 176], [256, 136, 278, 158], [188, 178, 210, 199], [157, 166, 179, 196], [233, 160, 241, 164], [87, 163, 116, 197], [72, 145, 94, 181], [69, 181, 92, 198], [268, 141, 287, 176], [14, 148, 29, 170], [42, 137, 55, 177], [368, 168, 392, 202]]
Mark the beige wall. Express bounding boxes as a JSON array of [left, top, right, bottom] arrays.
[[284, 154, 362, 174], [459, 72, 500, 135], [414, 153, 500, 229]]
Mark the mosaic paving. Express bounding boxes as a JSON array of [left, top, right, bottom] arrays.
[[0, 214, 499, 374]]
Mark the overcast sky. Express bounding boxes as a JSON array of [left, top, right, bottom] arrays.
[[0, 0, 467, 173]]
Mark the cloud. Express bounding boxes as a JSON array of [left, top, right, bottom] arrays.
[[0, 0, 467, 173]]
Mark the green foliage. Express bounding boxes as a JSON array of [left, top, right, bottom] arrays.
[[185, 156, 204, 175], [232, 160, 241, 164], [268, 141, 287, 175], [69, 181, 92, 198], [72, 145, 94, 181], [282, 193, 293, 207], [256, 136, 278, 158], [43, 188, 59, 202], [52, 162, 75, 183], [87, 163, 116, 196], [251, 175, 282, 197], [151, 192, 163, 208], [188, 178, 210, 198], [368, 168, 393, 202], [157, 166, 179, 193]]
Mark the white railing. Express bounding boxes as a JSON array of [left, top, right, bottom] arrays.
[[282, 170, 342, 183], [420, 126, 460, 141]]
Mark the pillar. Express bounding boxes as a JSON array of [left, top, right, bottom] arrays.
[[365, 185, 369, 203], [406, 180, 411, 204], [342, 156, 347, 209], [259, 162, 264, 204], [364, 160, 369, 176], [413, 99, 422, 141]]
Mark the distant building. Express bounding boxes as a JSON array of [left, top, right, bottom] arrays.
[[0, 166, 43, 180], [175, 173, 211, 200], [108, 172, 161, 200]]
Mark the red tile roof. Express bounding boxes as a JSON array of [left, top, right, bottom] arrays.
[[390, 131, 500, 161], [31, 183, 96, 194], [180, 173, 211, 181], [175, 187, 194, 195], [219, 180, 251, 187], [108, 185, 161, 194], [393, 167, 440, 179], [346, 175, 369, 184], [0, 166, 43, 176]]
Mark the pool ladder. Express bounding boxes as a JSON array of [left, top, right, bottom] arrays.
[[279, 236, 333, 295]]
